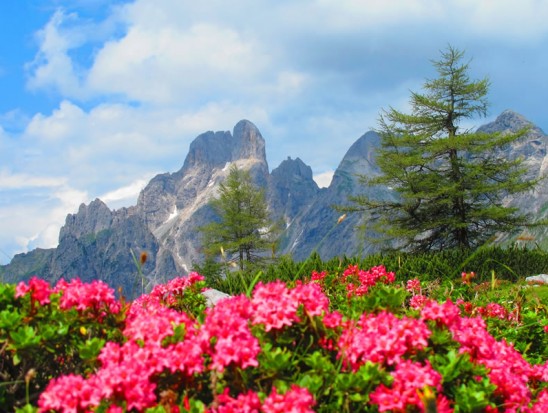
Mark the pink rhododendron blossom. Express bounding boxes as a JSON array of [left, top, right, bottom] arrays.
[[342, 265, 396, 297], [262, 385, 316, 413], [54, 278, 120, 314], [405, 278, 421, 294], [532, 389, 548, 413], [449, 315, 539, 410], [214, 389, 261, 413], [292, 281, 329, 317], [409, 294, 429, 309], [15, 276, 53, 305], [338, 311, 431, 369], [461, 271, 475, 285], [370, 360, 442, 412], [310, 270, 327, 282], [420, 299, 461, 327], [322, 310, 344, 329], [477, 302, 508, 320], [124, 302, 193, 345], [202, 295, 260, 372], [38, 374, 100, 413], [251, 281, 300, 331]]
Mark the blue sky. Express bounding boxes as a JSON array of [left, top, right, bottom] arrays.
[[1, 0, 548, 264]]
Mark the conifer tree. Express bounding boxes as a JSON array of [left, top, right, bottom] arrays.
[[349, 46, 537, 252], [200, 165, 277, 270]]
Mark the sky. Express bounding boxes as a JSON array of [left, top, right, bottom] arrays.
[[1, 0, 548, 265]]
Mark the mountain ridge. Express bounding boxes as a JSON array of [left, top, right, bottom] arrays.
[[2, 111, 546, 294]]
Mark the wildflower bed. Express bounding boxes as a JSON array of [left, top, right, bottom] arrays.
[[1, 266, 547, 412]]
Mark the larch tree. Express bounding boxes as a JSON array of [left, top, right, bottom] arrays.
[[200, 165, 277, 270], [348, 46, 538, 252]]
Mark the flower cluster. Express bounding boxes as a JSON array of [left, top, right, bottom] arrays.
[[11, 265, 546, 413], [15, 276, 120, 316], [370, 360, 446, 412], [15, 276, 52, 305], [338, 310, 431, 370], [342, 264, 396, 297], [405, 277, 421, 294], [54, 278, 120, 315], [213, 385, 315, 413], [251, 281, 329, 331], [461, 271, 476, 285]]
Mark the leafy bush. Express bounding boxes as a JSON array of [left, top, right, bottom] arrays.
[[2, 263, 548, 412]]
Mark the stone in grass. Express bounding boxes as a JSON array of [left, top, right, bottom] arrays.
[[525, 274, 548, 285], [201, 288, 231, 307]]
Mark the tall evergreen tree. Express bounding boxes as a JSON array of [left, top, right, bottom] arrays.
[[200, 165, 277, 270], [348, 46, 538, 252]]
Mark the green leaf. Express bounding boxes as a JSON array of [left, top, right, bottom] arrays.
[[297, 373, 324, 393], [78, 337, 106, 362], [0, 310, 23, 330], [259, 345, 292, 371], [15, 404, 38, 413], [9, 326, 41, 349]]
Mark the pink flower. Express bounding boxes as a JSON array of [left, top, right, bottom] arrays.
[[124, 303, 193, 345], [461, 271, 475, 285], [532, 389, 548, 413], [405, 278, 421, 294], [322, 310, 343, 329], [262, 385, 315, 413], [338, 311, 431, 370], [202, 295, 260, 372], [215, 389, 261, 413], [291, 282, 329, 317], [409, 294, 429, 310], [38, 374, 100, 413], [251, 281, 300, 331], [54, 278, 120, 314], [483, 302, 508, 320], [421, 299, 461, 327], [310, 270, 327, 282], [370, 360, 442, 412], [15, 276, 52, 305]]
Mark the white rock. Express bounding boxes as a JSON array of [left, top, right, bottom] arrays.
[[201, 288, 231, 307], [525, 274, 548, 284]]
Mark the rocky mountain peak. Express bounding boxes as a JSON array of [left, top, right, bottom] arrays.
[[271, 157, 316, 183], [180, 120, 267, 174], [59, 198, 113, 242], [232, 120, 267, 164], [268, 157, 320, 222], [330, 131, 381, 192], [478, 110, 544, 135]]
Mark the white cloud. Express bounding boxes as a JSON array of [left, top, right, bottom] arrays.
[[87, 22, 269, 104], [99, 176, 151, 209], [0, 170, 67, 189], [0, 184, 88, 263], [26, 10, 82, 97], [314, 170, 334, 188]]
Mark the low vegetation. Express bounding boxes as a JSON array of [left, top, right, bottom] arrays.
[[1, 246, 547, 412]]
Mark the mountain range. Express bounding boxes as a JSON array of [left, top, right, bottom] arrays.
[[1, 110, 546, 295]]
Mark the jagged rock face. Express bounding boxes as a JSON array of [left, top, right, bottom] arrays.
[[478, 110, 547, 182], [3, 112, 548, 290], [478, 110, 548, 245], [268, 157, 320, 222], [280, 131, 392, 261], [136, 119, 270, 273], [59, 199, 113, 242], [478, 110, 548, 216]]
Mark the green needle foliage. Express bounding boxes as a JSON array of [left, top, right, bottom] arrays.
[[200, 164, 278, 271], [348, 46, 539, 252]]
